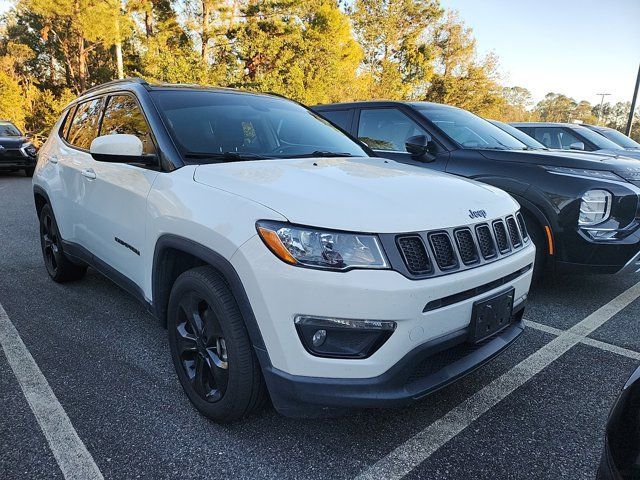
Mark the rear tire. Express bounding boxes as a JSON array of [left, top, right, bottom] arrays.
[[39, 204, 87, 282], [167, 266, 267, 423], [24, 167, 35, 177]]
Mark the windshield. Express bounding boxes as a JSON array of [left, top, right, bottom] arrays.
[[599, 128, 640, 149], [414, 104, 527, 150], [489, 120, 546, 150], [573, 126, 623, 150], [0, 123, 21, 137], [150, 90, 369, 162]]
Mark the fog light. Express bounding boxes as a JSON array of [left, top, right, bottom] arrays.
[[294, 315, 396, 359], [312, 329, 327, 347]]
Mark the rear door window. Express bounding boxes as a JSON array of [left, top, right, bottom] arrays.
[[100, 94, 156, 155], [67, 98, 104, 150]]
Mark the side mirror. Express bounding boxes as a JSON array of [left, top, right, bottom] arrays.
[[90, 134, 155, 164], [405, 134, 435, 161], [569, 141, 585, 151]]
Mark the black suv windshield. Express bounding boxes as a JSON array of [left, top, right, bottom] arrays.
[[150, 90, 368, 162], [489, 120, 547, 150], [414, 104, 527, 151], [0, 123, 21, 137]]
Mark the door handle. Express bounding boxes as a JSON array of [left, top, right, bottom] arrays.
[[48, 155, 58, 164], [81, 169, 96, 180]]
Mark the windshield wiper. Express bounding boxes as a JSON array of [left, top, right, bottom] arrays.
[[184, 151, 272, 162], [282, 150, 354, 159]]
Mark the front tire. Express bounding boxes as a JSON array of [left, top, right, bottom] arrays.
[[24, 167, 35, 177], [167, 266, 267, 422], [39, 204, 87, 282], [524, 213, 548, 283]]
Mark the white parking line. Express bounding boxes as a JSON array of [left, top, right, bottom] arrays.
[[355, 281, 640, 480], [0, 302, 104, 480], [525, 319, 640, 360]]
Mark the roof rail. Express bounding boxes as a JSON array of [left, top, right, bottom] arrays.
[[80, 77, 149, 96]]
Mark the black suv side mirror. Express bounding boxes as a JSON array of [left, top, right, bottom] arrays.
[[405, 134, 435, 161]]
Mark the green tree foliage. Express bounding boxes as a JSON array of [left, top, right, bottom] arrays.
[[425, 11, 506, 118], [351, 0, 441, 99], [0, 0, 637, 143]]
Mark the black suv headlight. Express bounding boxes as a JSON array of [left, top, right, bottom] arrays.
[[22, 142, 37, 157]]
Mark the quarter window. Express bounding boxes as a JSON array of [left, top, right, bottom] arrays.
[[66, 98, 103, 150], [100, 95, 156, 155], [319, 110, 352, 131], [357, 109, 426, 151]]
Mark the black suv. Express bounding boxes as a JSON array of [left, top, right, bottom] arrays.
[[313, 101, 640, 277], [582, 124, 640, 152], [511, 122, 640, 160], [0, 120, 37, 176]]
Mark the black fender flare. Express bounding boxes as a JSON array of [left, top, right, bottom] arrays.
[[509, 192, 556, 256], [151, 234, 267, 352]]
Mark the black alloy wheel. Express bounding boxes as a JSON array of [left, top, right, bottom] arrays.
[[175, 291, 229, 403], [167, 266, 267, 422], [39, 204, 86, 282]]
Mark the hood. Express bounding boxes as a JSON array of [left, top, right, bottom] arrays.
[[193, 156, 518, 233], [0, 136, 27, 148], [479, 148, 640, 169], [594, 148, 640, 160]]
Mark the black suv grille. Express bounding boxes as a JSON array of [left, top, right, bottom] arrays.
[[429, 233, 457, 270], [516, 212, 529, 241], [506, 216, 522, 248], [493, 220, 510, 253], [475, 224, 497, 259], [397, 236, 431, 274], [454, 229, 479, 265]]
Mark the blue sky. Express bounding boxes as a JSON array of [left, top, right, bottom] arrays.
[[439, 0, 640, 105]]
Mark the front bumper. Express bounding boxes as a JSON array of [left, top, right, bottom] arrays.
[[232, 235, 535, 415], [0, 150, 36, 169], [260, 308, 525, 417]]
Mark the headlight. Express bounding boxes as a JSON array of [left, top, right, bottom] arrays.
[[256, 221, 389, 271], [579, 189, 612, 226], [543, 166, 625, 182], [22, 142, 37, 156]]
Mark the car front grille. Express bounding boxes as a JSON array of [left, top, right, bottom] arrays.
[[454, 228, 479, 265], [392, 213, 529, 279], [493, 220, 510, 253], [516, 212, 528, 241], [428, 232, 458, 270], [396, 235, 431, 274]]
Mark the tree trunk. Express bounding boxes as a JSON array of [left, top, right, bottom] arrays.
[[115, 12, 124, 79], [201, 0, 210, 64], [144, 10, 153, 37]]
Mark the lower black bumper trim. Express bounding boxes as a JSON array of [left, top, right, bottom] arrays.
[[260, 305, 526, 418]]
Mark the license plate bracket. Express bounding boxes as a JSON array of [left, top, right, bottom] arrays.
[[469, 288, 515, 344]]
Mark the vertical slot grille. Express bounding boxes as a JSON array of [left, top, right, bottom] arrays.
[[516, 212, 529, 241], [506, 216, 522, 248], [429, 232, 458, 270], [397, 236, 431, 274], [476, 224, 497, 259], [454, 228, 479, 265], [493, 220, 510, 253]]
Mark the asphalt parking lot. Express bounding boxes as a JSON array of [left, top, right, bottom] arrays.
[[1, 172, 639, 480]]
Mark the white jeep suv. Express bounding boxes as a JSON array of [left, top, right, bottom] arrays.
[[33, 79, 535, 421]]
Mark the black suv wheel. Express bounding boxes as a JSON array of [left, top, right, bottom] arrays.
[[39, 204, 87, 282], [167, 266, 267, 422]]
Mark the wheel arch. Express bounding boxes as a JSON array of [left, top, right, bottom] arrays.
[[151, 234, 267, 352], [33, 185, 51, 218], [510, 193, 555, 257]]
